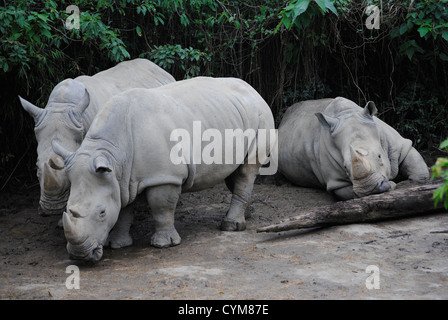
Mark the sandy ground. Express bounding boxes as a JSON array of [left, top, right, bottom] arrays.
[[1, 173, 447, 300]]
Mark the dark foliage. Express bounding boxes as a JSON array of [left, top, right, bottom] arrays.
[[1, 0, 447, 190]]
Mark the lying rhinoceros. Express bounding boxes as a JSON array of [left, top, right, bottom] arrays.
[[278, 97, 429, 200], [51, 77, 275, 261], [19, 58, 175, 216]]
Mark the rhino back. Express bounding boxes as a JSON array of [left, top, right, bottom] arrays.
[[75, 59, 175, 130], [278, 99, 333, 188], [87, 77, 273, 204]]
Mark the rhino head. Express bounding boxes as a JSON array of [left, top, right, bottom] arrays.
[[315, 100, 395, 198], [52, 140, 121, 262], [19, 80, 90, 215]]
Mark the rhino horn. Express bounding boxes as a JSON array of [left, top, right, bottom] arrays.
[[63, 208, 90, 245], [76, 89, 90, 114], [364, 101, 378, 117], [43, 162, 60, 191], [19, 96, 44, 121], [350, 145, 371, 179], [63, 211, 78, 241], [52, 140, 74, 165]]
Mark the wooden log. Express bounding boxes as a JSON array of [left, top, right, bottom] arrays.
[[257, 183, 447, 233]]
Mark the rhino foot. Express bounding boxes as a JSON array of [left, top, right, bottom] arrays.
[[106, 231, 133, 249], [220, 218, 246, 231], [151, 228, 181, 248]]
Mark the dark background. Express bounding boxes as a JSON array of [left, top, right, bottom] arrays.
[[1, 0, 447, 191]]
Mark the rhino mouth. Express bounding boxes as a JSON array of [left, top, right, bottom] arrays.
[[67, 240, 104, 262], [352, 175, 394, 198]]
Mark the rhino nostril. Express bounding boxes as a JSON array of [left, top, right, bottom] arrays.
[[69, 207, 82, 218], [90, 245, 103, 262], [379, 180, 391, 192]]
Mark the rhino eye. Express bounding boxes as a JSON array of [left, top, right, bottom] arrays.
[[99, 209, 106, 218]]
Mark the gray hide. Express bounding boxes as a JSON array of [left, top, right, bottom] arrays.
[[278, 97, 429, 200], [19, 58, 175, 215], [52, 77, 275, 261]]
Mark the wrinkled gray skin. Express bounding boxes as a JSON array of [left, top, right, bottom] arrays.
[[52, 77, 275, 262], [19, 59, 175, 216], [278, 97, 429, 200]]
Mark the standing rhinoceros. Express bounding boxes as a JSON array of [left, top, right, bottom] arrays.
[[278, 97, 429, 200], [19, 58, 175, 216], [51, 77, 275, 261]]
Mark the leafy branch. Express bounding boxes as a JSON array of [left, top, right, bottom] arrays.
[[432, 139, 448, 210]]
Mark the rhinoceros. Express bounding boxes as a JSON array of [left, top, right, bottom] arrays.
[[51, 77, 275, 261], [19, 58, 175, 216], [278, 97, 429, 200]]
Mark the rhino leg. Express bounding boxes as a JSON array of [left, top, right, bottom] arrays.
[[106, 205, 134, 249], [332, 186, 355, 201], [146, 184, 182, 248], [221, 163, 259, 231], [399, 147, 430, 184]]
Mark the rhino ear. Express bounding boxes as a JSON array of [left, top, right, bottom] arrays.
[[76, 89, 90, 114], [315, 113, 339, 132], [94, 156, 112, 173], [364, 101, 377, 117], [19, 96, 44, 123]]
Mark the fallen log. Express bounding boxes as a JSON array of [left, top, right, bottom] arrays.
[[257, 182, 447, 233]]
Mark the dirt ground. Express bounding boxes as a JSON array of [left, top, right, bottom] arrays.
[[1, 165, 447, 300]]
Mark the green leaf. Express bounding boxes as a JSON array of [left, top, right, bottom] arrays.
[[10, 33, 22, 41], [400, 40, 424, 61], [314, 0, 337, 15], [41, 28, 51, 38], [442, 30, 448, 41], [418, 26, 430, 38], [440, 139, 448, 150], [324, 0, 338, 15], [180, 13, 189, 26], [314, 0, 327, 13], [440, 53, 448, 62], [279, 16, 291, 30], [390, 27, 400, 39], [36, 13, 48, 22], [136, 26, 142, 37], [33, 34, 41, 43], [293, 0, 311, 20], [399, 23, 408, 35]]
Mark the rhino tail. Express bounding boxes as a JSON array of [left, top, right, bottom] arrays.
[[181, 145, 196, 191]]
